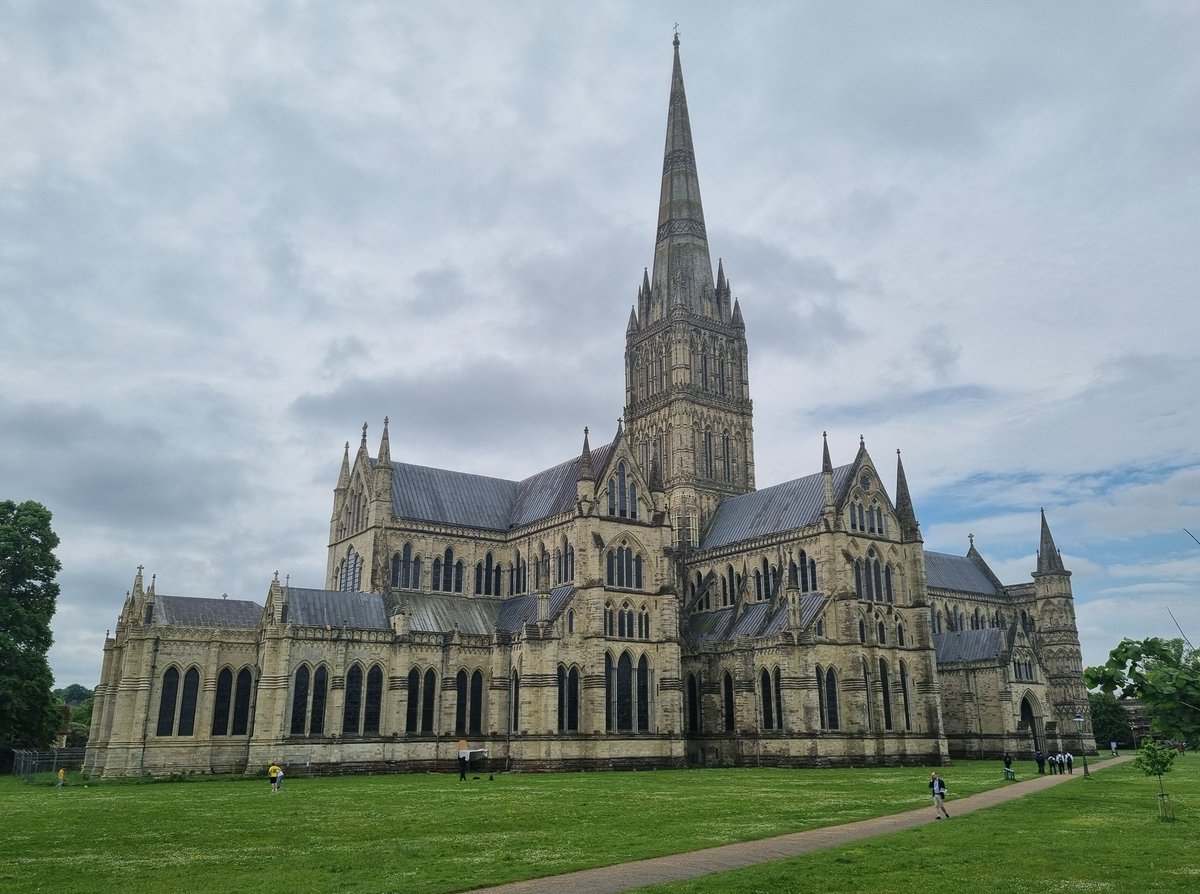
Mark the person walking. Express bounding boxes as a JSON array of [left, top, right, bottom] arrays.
[[56, 768, 65, 788], [1035, 750, 1046, 774], [1065, 751, 1074, 774], [929, 771, 950, 819]]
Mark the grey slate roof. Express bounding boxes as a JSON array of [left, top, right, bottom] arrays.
[[403, 584, 577, 635], [925, 551, 1001, 595], [155, 595, 262, 629], [687, 592, 826, 644], [389, 443, 613, 531], [700, 465, 855, 551], [287, 588, 390, 630], [934, 628, 1005, 663], [405, 591, 501, 635]]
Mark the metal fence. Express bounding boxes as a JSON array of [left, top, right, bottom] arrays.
[[12, 748, 87, 780]]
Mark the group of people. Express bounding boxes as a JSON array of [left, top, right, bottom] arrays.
[[1034, 750, 1075, 774]]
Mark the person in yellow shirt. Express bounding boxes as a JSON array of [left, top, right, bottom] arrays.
[[268, 763, 282, 793]]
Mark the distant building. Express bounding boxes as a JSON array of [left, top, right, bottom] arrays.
[[85, 38, 1094, 778]]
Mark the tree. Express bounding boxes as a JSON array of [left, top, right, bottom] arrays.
[[1134, 739, 1177, 820], [1084, 637, 1200, 747], [1088, 691, 1133, 750], [0, 500, 62, 748], [53, 683, 93, 706]]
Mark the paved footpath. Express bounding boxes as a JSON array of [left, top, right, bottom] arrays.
[[464, 755, 1132, 894]]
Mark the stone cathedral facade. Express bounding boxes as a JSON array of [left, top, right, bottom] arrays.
[[85, 40, 1095, 778]]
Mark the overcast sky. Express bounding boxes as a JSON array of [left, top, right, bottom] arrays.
[[3, 1, 1198, 687]]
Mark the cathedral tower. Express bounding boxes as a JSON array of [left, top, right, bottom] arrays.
[[624, 36, 756, 545]]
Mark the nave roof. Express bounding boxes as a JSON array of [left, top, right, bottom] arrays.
[[925, 550, 1002, 595], [933, 627, 1006, 663], [700, 465, 855, 551], [389, 441, 614, 532], [287, 588, 391, 630]]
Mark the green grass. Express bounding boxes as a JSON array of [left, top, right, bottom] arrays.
[[2, 759, 1191, 894], [633, 759, 1199, 894]]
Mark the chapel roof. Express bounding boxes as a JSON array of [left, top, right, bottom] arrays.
[[154, 594, 262, 629]]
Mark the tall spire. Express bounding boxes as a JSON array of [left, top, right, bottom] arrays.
[[894, 449, 921, 541], [1037, 508, 1066, 573], [649, 34, 716, 318]]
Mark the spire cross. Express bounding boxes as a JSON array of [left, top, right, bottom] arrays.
[[673, 23, 680, 46]]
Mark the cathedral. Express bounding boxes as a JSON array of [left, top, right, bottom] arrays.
[[85, 39, 1094, 778]]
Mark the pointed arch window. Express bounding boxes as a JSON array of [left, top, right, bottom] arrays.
[[722, 432, 732, 481], [362, 665, 383, 735], [606, 546, 643, 590], [156, 668, 180, 736], [818, 666, 840, 730], [510, 670, 520, 732], [392, 543, 420, 590], [174, 668, 199, 736], [703, 429, 714, 478], [225, 666, 250, 736], [879, 658, 893, 731], [863, 659, 874, 732], [723, 672, 735, 732], [637, 654, 650, 732], [899, 661, 912, 731], [343, 664, 364, 735], [759, 668, 774, 730], [557, 664, 580, 732], [405, 668, 420, 733], [212, 668, 233, 736], [339, 546, 363, 592], [686, 673, 700, 732], [310, 666, 327, 735], [289, 666, 309, 736]]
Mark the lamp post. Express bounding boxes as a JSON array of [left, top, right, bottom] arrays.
[[1073, 712, 1091, 777]]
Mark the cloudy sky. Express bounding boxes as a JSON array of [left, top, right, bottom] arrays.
[[3, 1, 1198, 687]]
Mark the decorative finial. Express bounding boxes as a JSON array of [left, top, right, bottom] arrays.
[[860, 434, 865, 445], [383, 415, 389, 428], [584, 426, 589, 437], [285, 573, 290, 587], [137, 564, 144, 574], [361, 422, 368, 445], [274, 570, 279, 581], [968, 533, 975, 546], [222, 592, 228, 600], [673, 23, 680, 47]]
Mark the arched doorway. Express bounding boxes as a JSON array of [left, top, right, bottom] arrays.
[[1020, 695, 1042, 754]]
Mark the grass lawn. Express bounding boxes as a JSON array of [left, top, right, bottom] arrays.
[[2, 758, 1190, 893], [634, 757, 1199, 894]]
